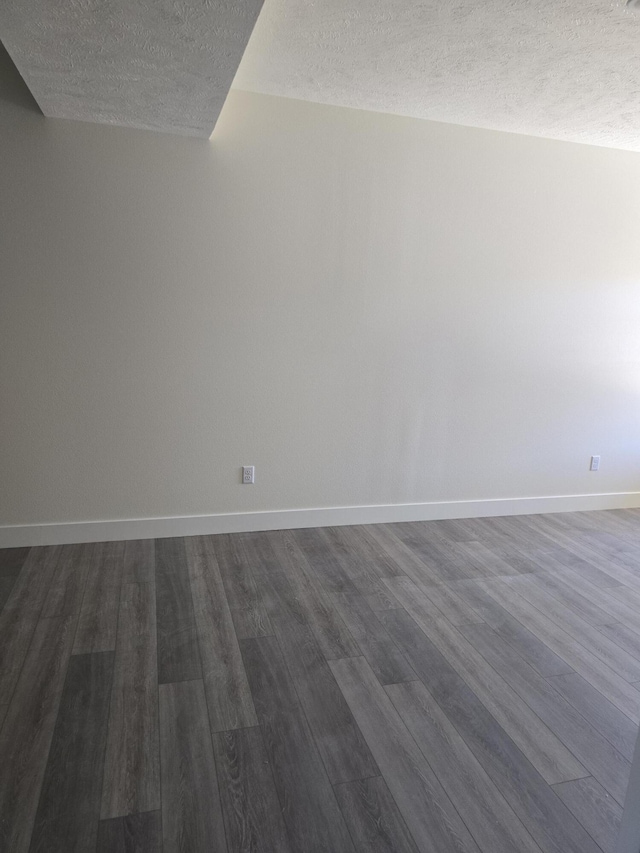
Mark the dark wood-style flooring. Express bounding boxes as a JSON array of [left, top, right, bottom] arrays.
[[1, 509, 639, 852]]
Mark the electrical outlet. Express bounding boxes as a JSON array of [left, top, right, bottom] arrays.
[[242, 465, 255, 484], [590, 455, 600, 472]]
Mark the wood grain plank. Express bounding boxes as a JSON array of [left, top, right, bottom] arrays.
[[386, 679, 542, 853], [0, 549, 31, 614], [0, 615, 76, 853], [0, 575, 17, 613], [155, 537, 201, 684], [383, 522, 472, 582], [598, 621, 640, 663], [340, 525, 407, 579], [159, 679, 227, 853], [73, 541, 124, 655], [30, 651, 114, 853], [0, 546, 30, 576], [212, 726, 292, 853], [185, 535, 257, 731], [0, 609, 38, 705], [379, 607, 603, 853], [275, 621, 378, 783], [240, 635, 355, 853], [552, 777, 622, 853], [358, 524, 448, 583], [333, 776, 419, 853], [97, 811, 162, 853], [245, 531, 359, 660], [413, 578, 484, 626], [543, 564, 640, 630], [480, 578, 640, 721], [453, 580, 574, 677], [503, 575, 640, 682], [42, 542, 94, 619], [454, 540, 524, 579], [101, 581, 160, 819], [213, 533, 273, 639], [525, 570, 617, 627], [384, 576, 586, 784], [122, 539, 155, 584], [547, 671, 639, 762], [332, 593, 416, 685], [542, 545, 623, 589], [293, 527, 366, 595], [460, 622, 630, 804], [1, 544, 61, 616], [329, 655, 481, 853]]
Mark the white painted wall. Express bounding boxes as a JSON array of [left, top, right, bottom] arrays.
[[1, 49, 640, 537]]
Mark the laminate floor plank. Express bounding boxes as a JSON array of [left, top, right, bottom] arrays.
[[413, 578, 485, 626], [454, 540, 524, 579], [503, 575, 640, 683], [246, 531, 359, 660], [480, 578, 640, 721], [291, 527, 362, 595], [332, 593, 416, 685], [159, 679, 227, 853], [598, 622, 640, 664], [340, 525, 407, 579], [460, 622, 630, 804], [97, 810, 162, 853], [385, 523, 473, 582], [330, 655, 481, 853], [547, 671, 639, 762], [275, 621, 378, 784], [155, 537, 201, 684], [213, 533, 273, 639], [2, 509, 640, 852], [553, 777, 622, 853], [0, 615, 76, 853], [122, 539, 156, 584], [101, 581, 160, 819], [545, 566, 640, 630], [384, 576, 586, 784], [386, 678, 542, 853], [607, 583, 640, 613], [302, 526, 378, 595], [0, 575, 17, 612], [0, 609, 39, 705], [240, 635, 356, 853], [0, 548, 30, 614], [0, 546, 30, 576], [30, 651, 114, 853], [379, 607, 603, 853], [42, 542, 94, 619], [212, 725, 293, 853], [1, 544, 61, 616], [525, 571, 616, 627], [364, 523, 447, 585], [453, 580, 574, 677], [185, 536, 257, 732], [73, 541, 124, 655], [541, 546, 623, 589], [333, 775, 419, 853]]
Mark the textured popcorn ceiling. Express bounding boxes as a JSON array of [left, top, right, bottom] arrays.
[[235, 0, 640, 151], [0, 0, 264, 136]]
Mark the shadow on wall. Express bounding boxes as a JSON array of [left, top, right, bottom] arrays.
[[0, 41, 42, 113]]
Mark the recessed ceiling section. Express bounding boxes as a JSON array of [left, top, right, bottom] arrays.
[[0, 0, 265, 137], [235, 0, 640, 152]]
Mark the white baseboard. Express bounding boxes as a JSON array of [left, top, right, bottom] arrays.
[[1, 491, 639, 548]]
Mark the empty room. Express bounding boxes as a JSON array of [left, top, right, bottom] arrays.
[[2, 1, 640, 852]]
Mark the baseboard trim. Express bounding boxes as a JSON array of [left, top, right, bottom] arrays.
[[1, 491, 639, 548]]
